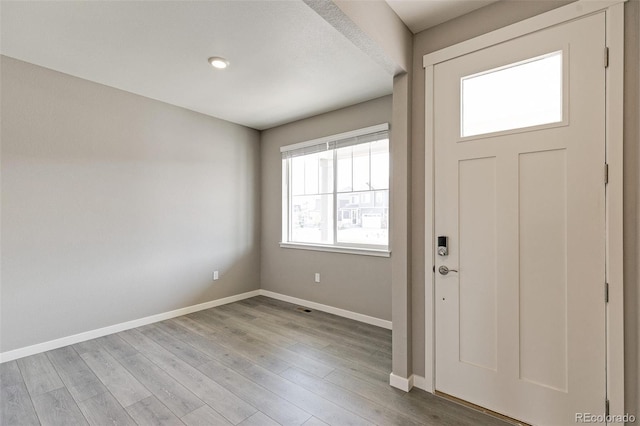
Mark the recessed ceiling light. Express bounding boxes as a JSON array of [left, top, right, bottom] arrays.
[[208, 57, 229, 69]]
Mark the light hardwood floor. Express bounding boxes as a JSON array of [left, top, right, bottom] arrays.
[[0, 296, 510, 426]]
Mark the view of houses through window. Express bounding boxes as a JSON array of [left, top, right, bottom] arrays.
[[281, 125, 389, 251]]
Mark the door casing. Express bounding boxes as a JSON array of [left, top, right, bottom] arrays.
[[422, 0, 626, 416]]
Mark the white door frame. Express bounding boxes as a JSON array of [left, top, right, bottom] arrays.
[[423, 0, 626, 416]]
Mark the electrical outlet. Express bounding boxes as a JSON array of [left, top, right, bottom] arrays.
[[314, 273, 320, 283], [213, 271, 219, 280]]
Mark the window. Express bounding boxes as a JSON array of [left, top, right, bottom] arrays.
[[281, 124, 389, 254], [461, 50, 564, 138]]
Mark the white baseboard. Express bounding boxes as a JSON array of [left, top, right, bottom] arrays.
[[0, 290, 260, 363], [389, 372, 413, 392], [258, 290, 392, 330], [389, 373, 432, 393], [411, 374, 430, 392], [1, 288, 392, 363]]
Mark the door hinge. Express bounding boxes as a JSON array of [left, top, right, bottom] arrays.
[[605, 282, 609, 303], [604, 47, 609, 68], [605, 399, 610, 417], [604, 163, 609, 185]]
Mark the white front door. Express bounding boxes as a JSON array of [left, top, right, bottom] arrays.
[[434, 12, 606, 426]]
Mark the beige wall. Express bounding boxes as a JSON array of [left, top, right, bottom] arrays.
[[0, 56, 261, 353], [409, 0, 640, 416], [260, 96, 392, 321]]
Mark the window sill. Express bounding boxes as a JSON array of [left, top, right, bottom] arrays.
[[279, 242, 391, 257]]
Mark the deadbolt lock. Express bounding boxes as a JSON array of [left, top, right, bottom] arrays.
[[438, 236, 448, 256]]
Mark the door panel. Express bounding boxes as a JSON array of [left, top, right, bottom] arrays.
[[518, 149, 568, 392], [458, 157, 498, 371], [434, 12, 606, 426]]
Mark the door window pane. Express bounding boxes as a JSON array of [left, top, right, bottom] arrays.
[[461, 51, 563, 137]]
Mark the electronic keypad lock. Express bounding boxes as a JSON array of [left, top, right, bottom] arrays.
[[437, 236, 448, 256]]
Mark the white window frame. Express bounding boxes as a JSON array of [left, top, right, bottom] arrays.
[[280, 123, 391, 257]]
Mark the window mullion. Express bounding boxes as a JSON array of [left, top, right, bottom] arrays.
[[335, 149, 339, 245], [284, 159, 289, 242], [288, 159, 292, 242], [369, 143, 372, 190], [351, 149, 354, 195]]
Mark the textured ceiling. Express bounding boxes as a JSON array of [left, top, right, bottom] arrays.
[[1, 1, 393, 130]]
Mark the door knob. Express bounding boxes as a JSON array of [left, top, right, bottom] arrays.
[[438, 265, 458, 275]]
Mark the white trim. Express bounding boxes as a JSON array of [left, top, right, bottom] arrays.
[[423, 0, 626, 67], [389, 373, 430, 392], [389, 372, 413, 392], [279, 242, 391, 257], [259, 290, 392, 330], [0, 290, 260, 363], [424, 61, 436, 395], [412, 374, 429, 392], [279, 123, 389, 153], [604, 2, 625, 417], [423, 0, 625, 413]]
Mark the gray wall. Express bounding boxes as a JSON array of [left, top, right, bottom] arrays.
[[409, 0, 640, 416], [0, 56, 261, 353], [260, 96, 392, 321]]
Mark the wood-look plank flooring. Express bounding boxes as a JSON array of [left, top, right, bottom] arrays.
[[0, 296, 510, 426]]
